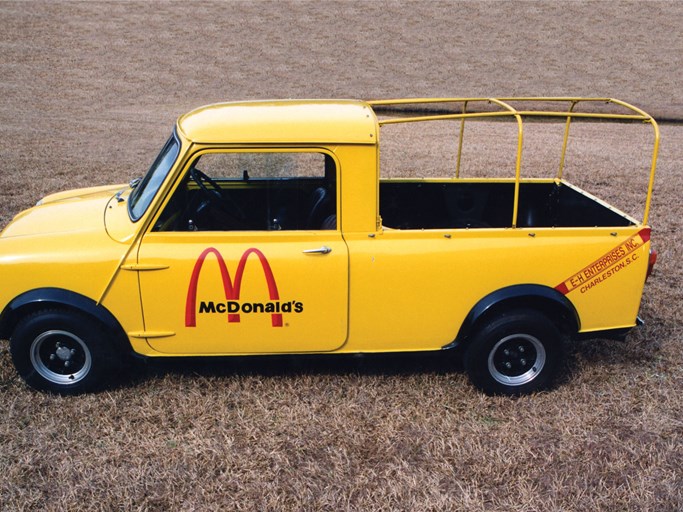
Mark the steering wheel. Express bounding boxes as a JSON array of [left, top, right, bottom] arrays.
[[190, 167, 246, 220]]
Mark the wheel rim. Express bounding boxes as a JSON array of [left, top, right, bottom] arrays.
[[488, 333, 546, 386], [29, 330, 92, 385]]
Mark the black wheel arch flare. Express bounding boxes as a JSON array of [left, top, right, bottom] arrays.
[[0, 288, 132, 355], [445, 284, 581, 351]]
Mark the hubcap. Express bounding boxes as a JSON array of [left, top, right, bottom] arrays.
[[488, 333, 546, 386], [30, 330, 92, 385]]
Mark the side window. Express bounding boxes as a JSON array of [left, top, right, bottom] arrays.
[[154, 151, 337, 232]]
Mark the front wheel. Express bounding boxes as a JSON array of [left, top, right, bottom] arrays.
[[464, 309, 564, 396], [10, 309, 119, 394]]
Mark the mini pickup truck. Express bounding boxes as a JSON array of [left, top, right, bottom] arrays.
[[0, 97, 659, 395]]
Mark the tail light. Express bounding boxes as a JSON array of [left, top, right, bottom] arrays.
[[646, 249, 657, 280]]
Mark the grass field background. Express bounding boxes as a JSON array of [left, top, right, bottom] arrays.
[[1, 1, 682, 510]]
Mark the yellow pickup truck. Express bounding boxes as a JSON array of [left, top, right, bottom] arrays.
[[0, 98, 659, 395]]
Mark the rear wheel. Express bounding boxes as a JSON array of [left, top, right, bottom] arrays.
[[10, 309, 119, 394], [464, 309, 564, 396]]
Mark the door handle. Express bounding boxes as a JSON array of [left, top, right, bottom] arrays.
[[303, 246, 332, 255]]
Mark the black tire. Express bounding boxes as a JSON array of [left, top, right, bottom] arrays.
[[464, 309, 564, 396], [9, 309, 119, 394]]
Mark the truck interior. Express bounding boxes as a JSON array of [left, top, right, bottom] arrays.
[[153, 152, 338, 232], [379, 180, 634, 229]]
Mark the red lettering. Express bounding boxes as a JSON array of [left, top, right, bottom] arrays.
[[555, 228, 650, 295]]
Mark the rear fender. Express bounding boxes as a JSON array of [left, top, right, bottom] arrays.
[[445, 284, 580, 350]]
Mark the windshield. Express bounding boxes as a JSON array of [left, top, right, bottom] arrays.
[[128, 133, 181, 221]]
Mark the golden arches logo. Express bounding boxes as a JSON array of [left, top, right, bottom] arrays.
[[185, 247, 283, 327]]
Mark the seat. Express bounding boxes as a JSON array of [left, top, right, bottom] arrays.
[[306, 187, 335, 229]]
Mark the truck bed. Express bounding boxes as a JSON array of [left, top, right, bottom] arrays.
[[379, 180, 634, 230]]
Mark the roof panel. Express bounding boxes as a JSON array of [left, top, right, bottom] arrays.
[[177, 100, 378, 145]]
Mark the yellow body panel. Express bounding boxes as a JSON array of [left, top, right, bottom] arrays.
[[177, 100, 377, 145], [0, 98, 658, 362], [343, 227, 649, 353], [135, 232, 349, 355]]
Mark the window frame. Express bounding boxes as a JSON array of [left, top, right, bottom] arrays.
[[128, 131, 181, 222], [150, 147, 341, 233]]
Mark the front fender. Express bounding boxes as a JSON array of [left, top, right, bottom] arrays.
[[0, 288, 132, 354]]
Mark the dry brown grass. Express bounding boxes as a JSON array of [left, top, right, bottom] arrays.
[[1, 1, 682, 510]]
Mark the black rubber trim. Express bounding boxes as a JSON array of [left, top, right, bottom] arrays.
[[0, 288, 132, 354], [444, 284, 580, 351]]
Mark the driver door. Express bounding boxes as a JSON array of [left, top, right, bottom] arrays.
[[135, 149, 349, 355]]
